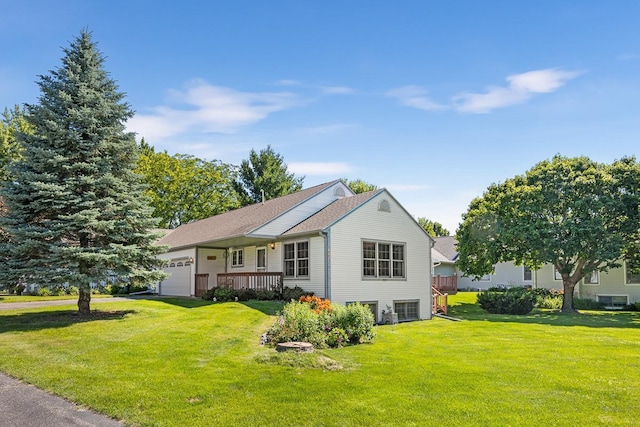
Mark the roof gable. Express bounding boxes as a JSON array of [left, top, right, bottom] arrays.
[[157, 180, 341, 249]]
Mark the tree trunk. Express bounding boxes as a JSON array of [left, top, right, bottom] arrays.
[[561, 280, 576, 312], [78, 286, 91, 315]]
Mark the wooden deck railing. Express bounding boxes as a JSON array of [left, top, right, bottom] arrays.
[[432, 286, 448, 316], [432, 274, 457, 294], [216, 272, 283, 293]]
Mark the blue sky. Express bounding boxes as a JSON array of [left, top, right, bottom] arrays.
[[2, 1, 639, 232]]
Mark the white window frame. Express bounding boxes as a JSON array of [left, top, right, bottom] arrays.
[[362, 240, 406, 280], [597, 294, 628, 309], [232, 248, 244, 268], [523, 266, 532, 281], [394, 299, 419, 321], [583, 270, 599, 285], [283, 241, 309, 278], [256, 247, 266, 271], [554, 267, 562, 281], [625, 260, 640, 285]]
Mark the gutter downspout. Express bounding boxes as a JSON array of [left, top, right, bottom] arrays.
[[321, 230, 331, 300]]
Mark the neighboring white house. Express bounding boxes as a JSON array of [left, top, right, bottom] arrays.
[[156, 180, 434, 322], [433, 236, 640, 308]]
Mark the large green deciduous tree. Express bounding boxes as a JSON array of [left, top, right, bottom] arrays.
[[417, 217, 450, 237], [0, 30, 166, 314], [233, 145, 303, 206], [343, 178, 378, 194], [0, 105, 32, 181], [456, 155, 640, 312], [136, 143, 240, 228]]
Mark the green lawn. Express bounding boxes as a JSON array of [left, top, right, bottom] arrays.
[[0, 294, 639, 426], [0, 294, 113, 303]]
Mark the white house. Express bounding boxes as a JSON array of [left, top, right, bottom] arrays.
[[156, 180, 434, 322], [434, 236, 640, 308]]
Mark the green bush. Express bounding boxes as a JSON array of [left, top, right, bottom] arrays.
[[477, 287, 536, 315], [201, 288, 216, 300], [236, 288, 257, 301], [256, 290, 279, 300], [66, 286, 79, 295], [334, 302, 376, 343], [573, 298, 605, 310], [266, 300, 376, 349], [37, 287, 51, 296], [282, 286, 313, 301], [623, 302, 640, 311], [214, 287, 236, 302], [536, 295, 563, 309], [327, 327, 349, 348]]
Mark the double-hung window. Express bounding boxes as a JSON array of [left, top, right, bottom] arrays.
[[626, 259, 640, 284], [362, 240, 405, 279], [232, 248, 243, 267], [283, 241, 309, 278]]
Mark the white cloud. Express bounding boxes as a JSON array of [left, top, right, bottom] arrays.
[[386, 85, 448, 111], [454, 68, 582, 113], [127, 80, 299, 140], [275, 79, 303, 86], [321, 85, 355, 95], [288, 162, 354, 176], [618, 53, 638, 61]]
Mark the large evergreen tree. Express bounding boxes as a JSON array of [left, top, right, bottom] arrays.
[[0, 30, 166, 314], [233, 145, 304, 205]]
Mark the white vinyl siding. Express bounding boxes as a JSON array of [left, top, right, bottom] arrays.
[[327, 191, 431, 320]]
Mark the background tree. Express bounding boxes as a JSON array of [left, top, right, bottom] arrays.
[[233, 145, 303, 205], [0, 30, 166, 314], [417, 217, 450, 237], [343, 178, 378, 194], [0, 105, 32, 181], [136, 143, 240, 228], [456, 155, 640, 312]]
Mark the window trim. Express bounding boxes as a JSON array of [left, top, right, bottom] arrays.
[[361, 239, 406, 280], [554, 267, 562, 281], [256, 246, 266, 271], [596, 294, 628, 309], [231, 248, 244, 268], [583, 270, 599, 285], [283, 240, 309, 279], [523, 266, 532, 282], [624, 260, 640, 286], [393, 299, 419, 322]]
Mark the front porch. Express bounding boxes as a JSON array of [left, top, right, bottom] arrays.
[[216, 272, 284, 294]]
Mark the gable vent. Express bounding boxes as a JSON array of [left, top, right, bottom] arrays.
[[378, 200, 391, 212], [333, 187, 346, 198]]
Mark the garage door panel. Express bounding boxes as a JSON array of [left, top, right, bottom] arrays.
[[160, 266, 191, 296]]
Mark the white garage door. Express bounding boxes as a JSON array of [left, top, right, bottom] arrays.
[[160, 262, 192, 296]]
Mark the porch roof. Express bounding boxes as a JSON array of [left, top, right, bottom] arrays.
[[157, 181, 338, 250]]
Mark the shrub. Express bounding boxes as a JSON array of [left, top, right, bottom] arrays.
[[334, 303, 376, 343], [201, 288, 217, 300], [282, 286, 313, 301], [236, 288, 257, 301], [299, 295, 332, 313], [327, 327, 349, 348], [214, 287, 236, 302], [265, 300, 376, 348], [573, 298, 605, 310], [256, 290, 279, 300], [66, 286, 79, 295], [105, 284, 124, 295], [623, 302, 640, 311], [37, 287, 51, 296], [129, 284, 148, 293], [477, 287, 536, 315]]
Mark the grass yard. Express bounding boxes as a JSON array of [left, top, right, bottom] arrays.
[[0, 294, 114, 303], [0, 294, 639, 426]]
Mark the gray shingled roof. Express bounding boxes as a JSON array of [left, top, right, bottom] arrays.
[[282, 190, 381, 236], [431, 247, 453, 264], [157, 180, 338, 249], [433, 236, 458, 261]]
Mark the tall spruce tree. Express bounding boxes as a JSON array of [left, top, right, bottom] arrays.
[[0, 30, 166, 314]]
